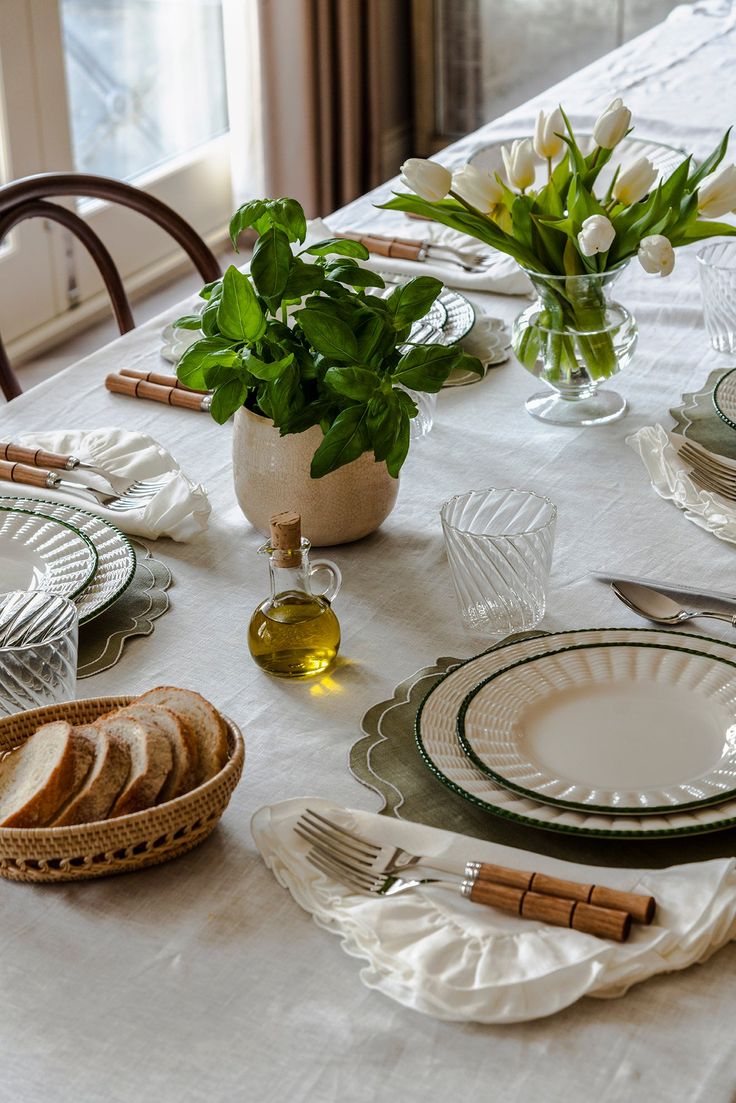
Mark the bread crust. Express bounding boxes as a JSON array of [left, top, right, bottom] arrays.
[[52, 726, 131, 826], [137, 687, 228, 787], [0, 722, 82, 828]]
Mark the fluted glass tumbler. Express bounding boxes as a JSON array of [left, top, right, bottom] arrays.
[[697, 242, 736, 354], [0, 591, 79, 717], [440, 488, 557, 637]]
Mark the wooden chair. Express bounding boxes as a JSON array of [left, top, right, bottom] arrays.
[[0, 172, 222, 401]]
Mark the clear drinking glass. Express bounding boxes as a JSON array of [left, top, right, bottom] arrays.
[[440, 488, 557, 637], [0, 592, 79, 717], [697, 242, 736, 354]]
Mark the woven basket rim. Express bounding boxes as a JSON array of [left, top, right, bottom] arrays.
[[0, 695, 245, 839]]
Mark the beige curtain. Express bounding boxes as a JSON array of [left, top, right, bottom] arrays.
[[257, 0, 388, 217]]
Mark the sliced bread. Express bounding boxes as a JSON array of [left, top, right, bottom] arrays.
[[51, 725, 131, 827], [100, 714, 173, 819], [0, 722, 95, 828], [137, 687, 228, 786], [119, 704, 198, 803]]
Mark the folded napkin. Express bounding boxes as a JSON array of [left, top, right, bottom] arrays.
[[627, 424, 736, 545], [14, 428, 210, 542], [311, 217, 532, 296], [252, 797, 736, 1024]]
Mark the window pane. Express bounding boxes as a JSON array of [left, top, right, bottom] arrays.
[[60, 0, 229, 181]]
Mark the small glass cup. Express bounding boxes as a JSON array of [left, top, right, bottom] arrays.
[[697, 242, 736, 353], [0, 591, 79, 717], [440, 488, 557, 637]]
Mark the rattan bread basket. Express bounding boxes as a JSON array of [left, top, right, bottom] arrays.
[[0, 696, 245, 883]]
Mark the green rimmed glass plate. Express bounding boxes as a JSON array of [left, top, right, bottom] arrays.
[[456, 640, 736, 815], [416, 627, 736, 838], [712, 367, 736, 432], [0, 496, 136, 625], [0, 506, 98, 600]]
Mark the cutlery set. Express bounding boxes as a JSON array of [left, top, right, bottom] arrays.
[[339, 231, 495, 273]]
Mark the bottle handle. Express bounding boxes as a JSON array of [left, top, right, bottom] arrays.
[[309, 559, 342, 603]]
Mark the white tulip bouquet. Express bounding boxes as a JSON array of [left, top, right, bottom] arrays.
[[383, 99, 736, 386]]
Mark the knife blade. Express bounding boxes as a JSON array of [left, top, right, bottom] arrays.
[[592, 573, 736, 610]]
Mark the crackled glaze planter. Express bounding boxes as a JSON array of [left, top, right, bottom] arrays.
[[232, 407, 399, 546]]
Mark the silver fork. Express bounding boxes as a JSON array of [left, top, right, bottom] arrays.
[[302, 843, 631, 941], [0, 442, 172, 497], [0, 460, 166, 513]]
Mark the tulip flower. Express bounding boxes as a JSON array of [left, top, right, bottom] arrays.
[[452, 164, 503, 212], [501, 139, 537, 191], [577, 214, 616, 256], [697, 164, 736, 218], [593, 97, 631, 150], [534, 108, 565, 160], [613, 156, 658, 205], [399, 158, 452, 202], [637, 235, 675, 276]]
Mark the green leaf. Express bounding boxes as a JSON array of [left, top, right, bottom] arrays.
[[204, 362, 242, 389], [201, 300, 221, 336], [259, 198, 307, 243], [217, 265, 266, 342], [392, 345, 459, 392], [310, 405, 370, 477], [199, 279, 222, 301], [670, 219, 736, 245], [386, 410, 410, 478], [449, 351, 484, 378], [177, 336, 239, 390], [687, 129, 732, 193], [327, 265, 385, 289], [282, 261, 325, 300], [268, 363, 303, 425], [386, 277, 442, 329], [296, 305, 358, 362], [355, 310, 395, 365], [250, 227, 293, 302], [366, 391, 401, 462], [243, 351, 295, 381], [305, 238, 370, 259], [210, 378, 248, 424], [229, 200, 267, 250], [172, 313, 204, 330], [324, 366, 380, 402]]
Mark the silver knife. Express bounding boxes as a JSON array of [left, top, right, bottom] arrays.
[[592, 573, 736, 610]]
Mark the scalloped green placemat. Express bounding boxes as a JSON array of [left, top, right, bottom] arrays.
[[77, 540, 171, 678], [350, 634, 736, 869]]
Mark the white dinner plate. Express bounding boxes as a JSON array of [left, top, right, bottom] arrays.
[[416, 627, 736, 838], [457, 640, 736, 814], [0, 507, 98, 601], [0, 496, 136, 625], [468, 135, 686, 195], [712, 368, 736, 432]]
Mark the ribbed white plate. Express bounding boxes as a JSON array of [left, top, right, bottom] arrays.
[[468, 136, 686, 195], [457, 641, 736, 813], [416, 627, 736, 837], [0, 496, 135, 625], [0, 507, 98, 600]]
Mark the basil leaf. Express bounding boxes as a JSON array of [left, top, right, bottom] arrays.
[[217, 265, 266, 342], [296, 306, 358, 362], [324, 366, 380, 401], [305, 238, 370, 259], [177, 336, 239, 390], [386, 276, 442, 328], [258, 198, 307, 243], [268, 364, 303, 425], [210, 378, 248, 424], [328, 265, 386, 289], [386, 410, 410, 478], [204, 363, 242, 388], [172, 314, 204, 330], [243, 351, 294, 381], [250, 226, 293, 302], [356, 311, 395, 364], [229, 200, 267, 250], [282, 261, 325, 300], [201, 300, 221, 336], [310, 405, 370, 478], [449, 351, 485, 378], [199, 279, 222, 302], [367, 392, 400, 462], [392, 345, 459, 392]]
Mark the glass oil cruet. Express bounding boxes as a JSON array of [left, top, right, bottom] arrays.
[[248, 511, 342, 678]]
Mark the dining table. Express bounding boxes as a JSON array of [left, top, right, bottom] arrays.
[[3, 3, 736, 1100]]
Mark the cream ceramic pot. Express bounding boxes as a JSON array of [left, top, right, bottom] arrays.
[[232, 407, 399, 546]]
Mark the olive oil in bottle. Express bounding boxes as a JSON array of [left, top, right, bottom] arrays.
[[248, 511, 342, 679]]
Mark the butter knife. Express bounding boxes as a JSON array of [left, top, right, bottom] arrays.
[[592, 572, 736, 609]]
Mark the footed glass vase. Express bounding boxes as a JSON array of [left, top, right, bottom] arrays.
[[512, 266, 637, 426]]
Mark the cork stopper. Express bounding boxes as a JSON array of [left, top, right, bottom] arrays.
[[269, 511, 302, 566]]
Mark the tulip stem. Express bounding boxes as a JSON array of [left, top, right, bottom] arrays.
[[547, 157, 552, 184]]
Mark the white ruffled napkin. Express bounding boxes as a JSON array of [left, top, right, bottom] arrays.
[[252, 797, 736, 1024], [13, 428, 210, 542], [627, 424, 736, 545], [311, 217, 532, 296]]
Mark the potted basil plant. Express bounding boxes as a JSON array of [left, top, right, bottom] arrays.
[[175, 197, 482, 545]]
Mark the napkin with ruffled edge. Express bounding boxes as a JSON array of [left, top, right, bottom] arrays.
[[311, 216, 533, 296], [13, 428, 210, 542], [252, 797, 736, 1024], [627, 424, 736, 545]]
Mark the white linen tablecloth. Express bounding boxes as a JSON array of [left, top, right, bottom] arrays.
[[2, 3, 736, 1100]]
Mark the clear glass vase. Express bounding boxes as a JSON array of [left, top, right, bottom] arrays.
[[512, 265, 638, 426]]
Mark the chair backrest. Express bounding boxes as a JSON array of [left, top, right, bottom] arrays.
[[0, 172, 222, 401]]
